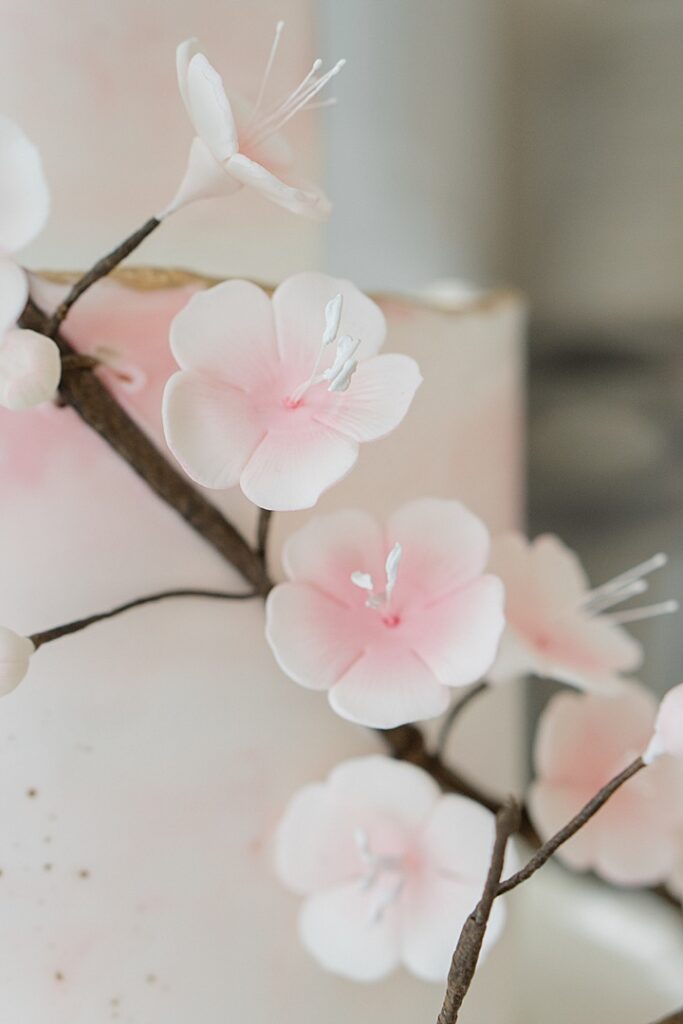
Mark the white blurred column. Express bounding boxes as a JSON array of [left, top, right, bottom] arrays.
[[319, 0, 513, 290]]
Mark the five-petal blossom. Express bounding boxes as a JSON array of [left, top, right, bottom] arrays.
[[162, 272, 422, 511], [265, 498, 505, 728], [529, 683, 683, 887], [274, 754, 509, 982], [488, 533, 677, 693], [0, 114, 60, 409], [164, 28, 340, 219]]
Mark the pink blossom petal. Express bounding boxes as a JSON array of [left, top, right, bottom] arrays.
[[185, 53, 238, 161], [527, 781, 595, 872], [0, 256, 28, 334], [162, 137, 241, 217], [0, 328, 61, 410], [387, 498, 492, 603], [592, 780, 681, 886], [274, 782, 363, 894], [281, 509, 385, 596], [162, 372, 263, 489], [169, 280, 277, 388], [646, 683, 683, 763], [239, 421, 358, 511], [299, 883, 401, 982], [0, 114, 50, 253], [328, 756, 440, 829], [329, 646, 450, 729], [407, 575, 505, 687], [528, 534, 591, 612], [401, 872, 504, 982], [539, 615, 642, 692], [312, 354, 422, 442], [533, 686, 656, 786], [265, 583, 363, 691], [420, 793, 498, 882], [226, 154, 331, 220], [272, 272, 386, 371]]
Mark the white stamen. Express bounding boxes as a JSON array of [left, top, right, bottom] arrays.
[[327, 357, 358, 393], [584, 578, 649, 615], [584, 553, 668, 608], [323, 335, 360, 383], [368, 874, 404, 925], [251, 20, 285, 121], [604, 600, 679, 625], [323, 294, 343, 345], [385, 543, 402, 601], [351, 571, 374, 592], [247, 58, 346, 149]]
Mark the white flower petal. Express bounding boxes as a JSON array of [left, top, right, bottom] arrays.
[[299, 883, 401, 982], [162, 371, 263, 490], [0, 256, 28, 334], [161, 137, 241, 217], [226, 153, 331, 220], [0, 328, 60, 410], [314, 353, 422, 442], [0, 626, 34, 697], [176, 37, 202, 114], [186, 53, 238, 161], [0, 114, 50, 253]]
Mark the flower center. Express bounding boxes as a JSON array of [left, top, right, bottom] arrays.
[[241, 21, 345, 152], [579, 552, 678, 626], [351, 542, 403, 625], [287, 293, 361, 407], [354, 827, 405, 924]]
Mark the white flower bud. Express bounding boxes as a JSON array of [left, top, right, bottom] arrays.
[[0, 626, 34, 697]]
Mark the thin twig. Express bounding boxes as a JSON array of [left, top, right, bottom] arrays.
[[256, 508, 273, 559], [30, 587, 257, 649], [497, 757, 645, 896], [47, 217, 161, 336], [437, 800, 520, 1024], [436, 682, 488, 756], [20, 300, 272, 596]]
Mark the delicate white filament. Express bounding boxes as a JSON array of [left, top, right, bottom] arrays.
[[351, 542, 403, 613], [604, 600, 679, 625], [583, 553, 667, 611], [251, 19, 285, 121], [289, 297, 364, 404], [323, 293, 343, 345], [353, 827, 404, 924], [584, 578, 648, 616], [249, 59, 346, 148]]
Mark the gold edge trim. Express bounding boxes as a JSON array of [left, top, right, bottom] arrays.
[[37, 266, 524, 318]]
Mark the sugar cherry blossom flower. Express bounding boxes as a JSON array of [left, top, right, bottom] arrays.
[[644, 683, 683, 764], [529, 684, 683, 887], [0, 113, 60, 409], [274, 755, 508, 982], [164, 26, 341, 218], [266, 498, 505, 728], [0, 626, 34, 697], [488, 533, 678, 692], [162, 272, 421, 511]]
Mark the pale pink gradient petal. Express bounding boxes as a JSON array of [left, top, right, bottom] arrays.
[[272, 272, 386, 370], [407, 575, 505, 687], [265, 583, 362, 692], [647, 683, 683, 762], [528, 534, 591, 611], [281, 509, 385, 596], [420, 793, 498, 882], [299, 884, 401, 982], [401, 873, 504, 982], [329, 646, 450, 729], [312, 354, 422, 442], [328, 756, 440, 829], [0, 328, 61, 410], [539, 614, 642, 692], [274, 783, 363, 894], [0, 114, 50, 253], [185, 53, 238, 162], [534, 686, 656, 786], [239, 421, 358, 511], [0, 256, 28, 334], [593, 790, 680, 887], [162, 372, 263, 489], [169, 280, 277, 388], [226, 154, 331, 220], [527, 781, 595, 872], [387, 498, 492, 602], [162, 137, 241, 217]]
